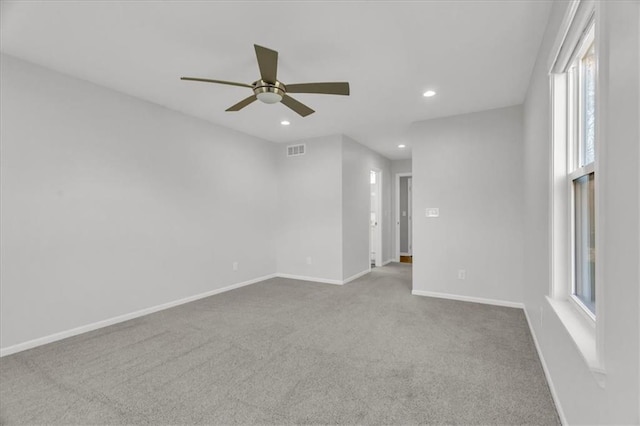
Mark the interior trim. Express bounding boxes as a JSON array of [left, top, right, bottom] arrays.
[[523, 307, 568, 425], [411, 290, 524, 309]]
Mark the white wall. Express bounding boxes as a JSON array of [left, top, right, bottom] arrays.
[[341, 135, 391, 279], [276, 134, 392, 283], [522, 1, 640, 423], [275, 135, 343, 282], [391, 159, 412, 176], [410, 106, 525, 304], [391, 159, 412, 259], [0, 55, 278, 350], [1, 54, 396, 351]]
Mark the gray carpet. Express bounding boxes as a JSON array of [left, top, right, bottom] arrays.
[[0, 263, 559, 425]]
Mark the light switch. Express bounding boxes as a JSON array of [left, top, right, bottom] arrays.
[[402, 211, 407, 217], [426, 208, 439, 218]]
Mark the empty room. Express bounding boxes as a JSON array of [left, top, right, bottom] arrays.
[[1, 1, 639, 424]]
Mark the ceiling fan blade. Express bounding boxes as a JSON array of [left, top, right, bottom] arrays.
[[285, 82, 350, 96], [181, 77, 252, 88], [254, 44, 278, 83], [226, 95, 258, 112], [281, 95, 315, 117]]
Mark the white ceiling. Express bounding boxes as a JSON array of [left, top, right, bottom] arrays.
[[0, 1, 551, 160]]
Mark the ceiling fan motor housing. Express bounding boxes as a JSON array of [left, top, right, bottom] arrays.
[[253, 79, 286, 104]]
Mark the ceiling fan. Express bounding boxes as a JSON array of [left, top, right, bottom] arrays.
[[181, 44, 350, 117]]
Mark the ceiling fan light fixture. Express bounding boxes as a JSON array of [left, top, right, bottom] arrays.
[[257, 92, 283, 104], [253, 80, 286, 104]]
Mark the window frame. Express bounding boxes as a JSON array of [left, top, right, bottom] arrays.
[[566, 21, 597, 321], [548, 0, 606, 383]]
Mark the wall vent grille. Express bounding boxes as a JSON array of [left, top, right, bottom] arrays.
[[287, 144, 306, 157]]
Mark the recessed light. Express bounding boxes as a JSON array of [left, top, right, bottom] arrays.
[[398, 144, 406, 149], [423, 90, 436, 97], [281, 120, 290, 126]]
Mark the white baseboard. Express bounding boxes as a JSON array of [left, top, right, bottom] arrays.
[[276, 273, 343, 285], [276, 269, 372, 285], [343, 269, 370, 284], [523, 307, 567, 425], [411, 290, 524, 309], [382, 259, 393, 266], [0, 273, 276, 357]]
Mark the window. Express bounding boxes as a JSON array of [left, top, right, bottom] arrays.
[[567, 21, 596, 318], [549, 1, 604, 380]]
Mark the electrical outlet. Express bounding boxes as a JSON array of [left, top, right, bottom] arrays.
[[426, 208, 439, 218], [457, 269, 466, 280], [232, 261, 238, 271], [306, 256, 312, 265]]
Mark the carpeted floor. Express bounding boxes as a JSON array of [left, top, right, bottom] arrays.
[[0, 263, 559, 425]]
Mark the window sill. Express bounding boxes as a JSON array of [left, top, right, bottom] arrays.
[[545, 296, 606, 387]]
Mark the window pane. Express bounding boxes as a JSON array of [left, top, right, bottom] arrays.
[[581, 43, 596, 166], [574, 173, 595, 314]]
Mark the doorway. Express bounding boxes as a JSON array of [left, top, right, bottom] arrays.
[[370, 169, 382, 268], [395, 173, 412, 263]]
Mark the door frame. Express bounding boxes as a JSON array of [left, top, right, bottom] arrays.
[[407, 177, 412, 256], [370, 168, 383, 269], [395, 172, 412, 261]]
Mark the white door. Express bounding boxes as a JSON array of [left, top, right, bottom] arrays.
[[407, 177, 412, 255], [370, 170, 382, 267]]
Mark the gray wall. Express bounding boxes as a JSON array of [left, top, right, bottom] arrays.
[[0, 55, 278, 349], [342, 135, 391, 279], [522, 1, 640, 423], [410, 105, 525, 304], [276, 135, 343, 282], [399, 176, 410, 254]]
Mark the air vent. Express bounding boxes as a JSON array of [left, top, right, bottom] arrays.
[[287, 144, 306, 157]]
